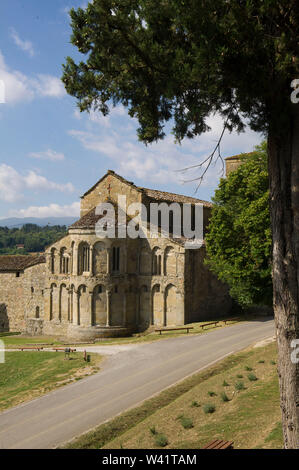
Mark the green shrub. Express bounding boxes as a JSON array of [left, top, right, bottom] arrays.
[[270, 360, 276, 365], [236, 374, 243, 378], [221, 392, 230, 402], [155, 433, 168, 447], [191, 401, 200, 408], [235, 381, 245, 391], [179, 416, 194, 429], [222, 380, 229, 387], [258, 360, 265, 363], [248, 373, 258, 382], [245, 366, 253, 371], [208, 391, 217, 397], [150, 426, 157, 435], [203, 403, 216, 414]]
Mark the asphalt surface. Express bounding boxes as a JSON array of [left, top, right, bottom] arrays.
[[0, 318, 275, 449]]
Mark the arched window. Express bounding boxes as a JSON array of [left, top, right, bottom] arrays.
[[60, 248, 69, 274], [78, 243, 90, 274], [35, 306, 40, 319], [112, 246, 120, 272], [50, 248, 55, 274], [152, 248, 162, 275]]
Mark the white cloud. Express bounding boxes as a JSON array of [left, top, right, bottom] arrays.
[[0, 51, 65, 104], [0, 51, 33, 104], [0, 164, 74, 203], [8, 201, 80, 218], [10, 28, 35, 57], [29, 149, 65, 161], [31, 74, 66, 98], [69, 111, 263, 190]]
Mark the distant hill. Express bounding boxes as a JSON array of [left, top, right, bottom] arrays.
[[0, 217, 78, 228]]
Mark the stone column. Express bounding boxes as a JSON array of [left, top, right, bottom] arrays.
[[73, 289, 79, 325], [106, 290, 111, 326], [107, 249, 111, 274], [123, 292, 127, 326], [89, 246, 94, 276], [73, 244, 78, 275], [89, 292, 93, 326]]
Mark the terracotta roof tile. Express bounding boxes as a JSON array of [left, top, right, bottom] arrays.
[[140, 187, 213, 207], [0, 254, 46, 272]]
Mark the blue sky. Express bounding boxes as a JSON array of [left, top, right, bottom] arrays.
[[0, 0, 264, 220]]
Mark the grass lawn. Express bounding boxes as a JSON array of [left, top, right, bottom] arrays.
[[0, 314, 262, 348], [0, 351, 102, 411], [64, 341, 282, 450]]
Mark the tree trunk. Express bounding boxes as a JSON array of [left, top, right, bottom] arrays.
[[268, 105, 299, 449]]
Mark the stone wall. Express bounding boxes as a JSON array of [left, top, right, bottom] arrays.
[[185, 247, 232, 322], [80, 171, 143, 218], [0, 262, 46, 333], [0, 272, 25, 332]]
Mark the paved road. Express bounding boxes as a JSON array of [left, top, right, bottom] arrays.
[[0, 318, 274, 449]]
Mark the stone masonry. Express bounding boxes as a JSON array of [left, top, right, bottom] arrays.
[[0, 170, 232, 340]]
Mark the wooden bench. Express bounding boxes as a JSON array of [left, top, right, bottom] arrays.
[[199, 321, 219, 330], [18, 347, 43, 351], [203, 439, 234, 449], [52, 348, 76, 352], [155, 327, 194, 335], [223, 317, 241, 324]]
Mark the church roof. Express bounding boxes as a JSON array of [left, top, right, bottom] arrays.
[[81, 170, 212, 207], [139, 187, 213, 207], [0, 254, 46, 272], [70, 208, 103, 229]]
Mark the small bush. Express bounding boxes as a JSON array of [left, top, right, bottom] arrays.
[[236, 374, 243, 378], [248, 373, 258, 382], [245, 366, 253, 371], [258, 360, 265, 363], [222, 380, 229, 387], [203, 403, 216, 414], [221, 392, 230, 402], [235, 381, 245, 391], [150, 426, 157, 435], [155, 433, 168, 447], [270, 360, 276, 365], [191, 400, 200, 408], [179, 416, 194, 429], [208, 391, 217, 397]]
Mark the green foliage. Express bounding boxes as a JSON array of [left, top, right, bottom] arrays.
[[62, 1, 298, 144], [208, 391, 216, 397], [191, 400, 200, 408], [149, 426, 157, 435], [154, 433, 168, 447], [235, 381, 245, 391], [248, 373, 258, 382], [205, 142, 272, 307], [179, 416, 194, 429], [203, 404, 216, 414], [245, 366, 253, 371], [0, 224, 67, 254], [220, 392, 229, 402]]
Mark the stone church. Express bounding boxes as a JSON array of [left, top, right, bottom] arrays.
[[0, 169, 232, 340]]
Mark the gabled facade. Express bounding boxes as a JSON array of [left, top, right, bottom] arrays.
[[0, 171, 231, 339]]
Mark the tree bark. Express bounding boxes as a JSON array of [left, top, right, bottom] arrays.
[[268, 105, 299, 449]]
